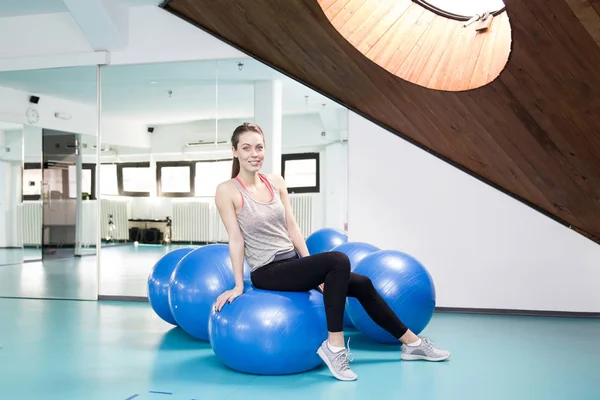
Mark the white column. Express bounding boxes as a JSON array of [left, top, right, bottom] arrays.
[[254, 80, 282, 175]]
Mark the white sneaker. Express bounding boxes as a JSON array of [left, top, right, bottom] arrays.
[[401, 338, 451, 361], [316, 339, 358, 381]]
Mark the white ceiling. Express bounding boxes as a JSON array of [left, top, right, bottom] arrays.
[[0, 58, 344, 126], [0, 0, 162, 17]]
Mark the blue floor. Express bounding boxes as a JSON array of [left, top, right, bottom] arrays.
[[1, 298, 598, 400]]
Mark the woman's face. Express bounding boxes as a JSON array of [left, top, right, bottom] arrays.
[[234, 131, 265, 173]]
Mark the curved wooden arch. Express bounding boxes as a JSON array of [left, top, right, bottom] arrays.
[[317, 0, 512, 91]]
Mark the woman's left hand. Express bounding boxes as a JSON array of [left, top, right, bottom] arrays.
[[318, 283, 324, 293], [214, 286, 244, 312]]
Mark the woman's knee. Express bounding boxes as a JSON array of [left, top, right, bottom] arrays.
[[349, 273, 377, 296], [328, 251, 351, 273]]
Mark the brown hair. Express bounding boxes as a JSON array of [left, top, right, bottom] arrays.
[[230, 123, 265, 178]]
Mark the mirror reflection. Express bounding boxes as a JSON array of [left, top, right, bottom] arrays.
[[98, 58, 348, 299], [0, 66, 99, 300]]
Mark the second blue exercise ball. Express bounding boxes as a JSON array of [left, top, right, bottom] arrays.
[[209, 287, 327, 375], [346, 250, 436, 344], [147, 247, 195, 325], [168, 244, 249, 341], [330, 241, 380, 328], [306, 228, 348, 255]]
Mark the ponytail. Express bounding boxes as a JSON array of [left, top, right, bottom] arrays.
[[231, 157, 240, 179]]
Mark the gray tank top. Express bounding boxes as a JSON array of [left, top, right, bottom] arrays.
[[232, 174, 295, 272]]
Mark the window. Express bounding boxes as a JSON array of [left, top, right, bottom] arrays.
[[195, 160, 231, 197], [417, 0, 505, 19], [24, 163, 97, 200], [282, 153, 320, 193], [68, 164, 94, 199], [23, 166, 42, 200], [157, 162, 194, 197], [100, 164, 119, 196], [117, 162, 152, 197]]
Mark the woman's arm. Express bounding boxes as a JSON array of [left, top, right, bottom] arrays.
[[268, 174, 310, 258], [214, 181, 245, 311]]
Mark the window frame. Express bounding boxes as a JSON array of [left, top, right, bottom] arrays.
[[413, 0, 506, 20], [156, 161, 195, 198], [281, 152, 320, 194]]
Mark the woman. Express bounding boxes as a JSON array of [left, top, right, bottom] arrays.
[[214, 123, 450, 381]]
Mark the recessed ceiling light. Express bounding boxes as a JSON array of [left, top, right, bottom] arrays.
[[150, 81, 158, 84]]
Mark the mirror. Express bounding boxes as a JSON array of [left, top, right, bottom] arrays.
[[98, 58, 348, 300], [0, 66, 99, 300]]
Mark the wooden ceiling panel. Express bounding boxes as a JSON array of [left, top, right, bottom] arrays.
[[163, 0, 600, 243]]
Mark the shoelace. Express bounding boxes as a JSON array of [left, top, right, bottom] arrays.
[[333, 337, 355, 371]]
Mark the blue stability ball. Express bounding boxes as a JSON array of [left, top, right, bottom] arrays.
[[305, 228, 348, 255], [346, 250, 436, 344], [148, 247, 195, 325], [168, 244, 250, 341], [330, 242, 380, 328], [209, 288, 327, 375]]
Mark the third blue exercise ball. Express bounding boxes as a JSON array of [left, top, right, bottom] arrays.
[[168, 244, 250, 341], [147, 247, 195, 325], [209, 287, 327, 375], [330, 241, 380, 328], [305, 228, 348, 255], [330, 241, 380, 269], [346, 250, 436, 344]]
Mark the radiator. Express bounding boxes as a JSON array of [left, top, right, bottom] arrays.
[[172, 200, 212, 242], [290, 194, 313, 237], [19, 202, 42, 247], [100, 198, 129, 241], [171, 195, 315, 243]]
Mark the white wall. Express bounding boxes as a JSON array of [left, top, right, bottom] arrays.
[[149, 114, 331, 156], [348, 112, 600, 313], [0, 86, 150, 149], [324, 141, 348, 231]]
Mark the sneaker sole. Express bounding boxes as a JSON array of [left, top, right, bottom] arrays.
[[400, 353, 451, 362], [317, 347, 358, 381]]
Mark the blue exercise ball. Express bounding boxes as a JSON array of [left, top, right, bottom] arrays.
[[209, 287, 327, 375], [346, 250, 436, 344], [168, 244, 250, 341], [306, 228, 348, 255], [330, 242, 380, 328], [147, 247, 195, 325]]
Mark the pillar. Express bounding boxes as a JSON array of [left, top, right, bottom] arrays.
[[254, 80, 282, 175]]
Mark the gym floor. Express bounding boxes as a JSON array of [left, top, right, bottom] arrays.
[[1, 297, 598, 400]]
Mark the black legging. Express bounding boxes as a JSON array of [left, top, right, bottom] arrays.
[[250, 251, 408, 338]]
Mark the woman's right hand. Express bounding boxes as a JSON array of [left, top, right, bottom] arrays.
[[214, 286, 244, 312]]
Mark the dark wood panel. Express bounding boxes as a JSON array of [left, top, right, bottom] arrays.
[[164, 0, 600, 243]]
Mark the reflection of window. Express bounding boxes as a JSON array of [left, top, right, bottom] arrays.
[[416, 0, 505, 19], [117, 162, 152, 197], [68, 165, 92, 198], [282, 153, 320, 193], [157, 162, 193, 197], [195, 160, 231, 197], [100, 164, 118, 196], [23, 168, 42, 198]]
